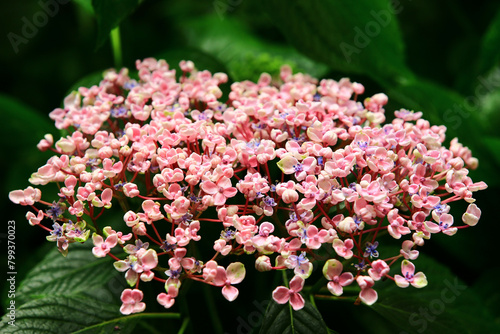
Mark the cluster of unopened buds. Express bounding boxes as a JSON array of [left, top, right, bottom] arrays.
[[10, 58, 487, 314]]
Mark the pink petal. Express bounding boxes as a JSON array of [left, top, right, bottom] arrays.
[[8, 190, 24, 204], [322, 259, 342, 280], [327, 281, 343, 296], [101, 188, 113, 203], [411, 272, 428, 288], [213, 192, 226, 206], [289, 292, 305, 310], [462, 203, 481, 226], [394, 274, 410, 288], [201, 180, 218, 195], [217, 176, 232, 189], [222, 285, 239, 301], [272, 286, 290, 304], [359, 288, 378, 305], [401, 260, 415, 276], [141, 249, 158, 271], [289, 275, 305, 292], [213, 267, 227, 286], [226, 262, 246, 284]]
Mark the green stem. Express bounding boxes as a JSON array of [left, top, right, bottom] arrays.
[[110, 26, 123, 68], [203, 283, 224, 334], [71, 313, 181, 334], [177, 317, 190, 334]]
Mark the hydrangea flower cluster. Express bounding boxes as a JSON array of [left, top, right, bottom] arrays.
[[10, 58, 487, 313]]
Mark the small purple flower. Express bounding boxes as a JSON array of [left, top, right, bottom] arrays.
[[364, 241, 379, 258], [46, 202, 63, 220]]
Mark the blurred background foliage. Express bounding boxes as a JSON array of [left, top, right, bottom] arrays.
[[1, 0, 500, 333]]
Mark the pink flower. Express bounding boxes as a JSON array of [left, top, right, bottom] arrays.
[[332, 238, 354, 259], [368, 260, 390, 281], [394, 260, 427, 288], [92, 233, 118, 257], [304, 225, 329, 249], [400, 240, 419, 260], [9, 187, 42, 206], [323, 259, 354, 296], [212, 262, 246, 301], [435, 213, 457, 236], [201, 176, 237, 206], [157, 284, 179, 309], [120, 289, 146, 315], [356, 276, 378, 305], [123, 183, 139, 197], [462, 203, 481, 226], [26, 210, 44, 226], [272, 275, 305, 311]]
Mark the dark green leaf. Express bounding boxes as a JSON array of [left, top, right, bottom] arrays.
[[0, 294, 119, 334], [477, 8, 500, 75], [91, 0, 142, 48], [261, 0, 411, 82], [260, 299, 328, 334], [0, 94, 53, 208], [181, 16, 329, 82], [73, 0, 94, 14], [371, 253, 500, 334], [15, 242, 120, 306]]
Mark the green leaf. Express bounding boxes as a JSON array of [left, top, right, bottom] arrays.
[[477, 8, 500, 75], [15, 242, 120, 306], [73, 0, 94, 14], [371, 253, 500, 334], [0, 94, 53, 208], [91, 0, 142, 48], [181, 16, 329, 82], [260, 0, 411, 82], [0, 294, 120, 333], [259, 299, 329, 334]]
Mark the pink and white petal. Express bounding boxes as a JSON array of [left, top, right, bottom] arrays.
[[289, 275, 305, 292], [339, 272, 354, 286], [401, 260, 415, 276], [394, 275, 410, 288], [226, 262, 246, 284], [157, 293, 175, 308], [92, 234, 104, 247], [218, 177, 232, 189], [272, 286, 291, 304], [213, 192, 227, 206], [277, 156, 299, 174], [133, 302, 146, 313], [327, 281, 343, 296], [101, 188, 113, 203], [125, 270, 139, 287], [222, 285, 239, 301], [120, 303, 134, 315], [201, 180, 218, 195], [462, 204, 481, 226], [289, 292, 305, 311], [359, 288, 378, 305], [213, 266, 227, 286], [322, 259, 342, 280], [443, 227, 458, 236], [223, 187, 238, 198], [141, 249, 159, 271], [411, 272, 428, 288]]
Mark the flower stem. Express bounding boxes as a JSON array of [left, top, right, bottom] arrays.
[[110, 26, 122, 68]]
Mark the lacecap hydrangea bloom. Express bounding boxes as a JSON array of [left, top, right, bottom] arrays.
[[10, 58, 487, 313]]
